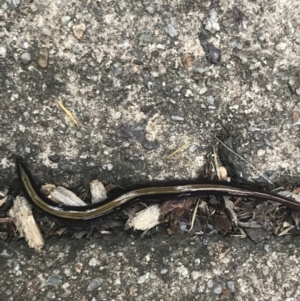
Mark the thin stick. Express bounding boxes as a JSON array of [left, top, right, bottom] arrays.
[[206, 131, 273, 185], [188, 198, 201, 232], [56, 100, 79, 126], [165, 142, 191, 159]]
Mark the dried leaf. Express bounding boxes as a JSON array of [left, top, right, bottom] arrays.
[[212, 214, 232, 234]]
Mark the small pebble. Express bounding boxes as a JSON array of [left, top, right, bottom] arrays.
[[30, 2, 38, 12], [185, 89, 193, 97], [61, 16, 71, 26], [137, 272, 149, 284], [48, 154, 61, 163], [38, 47, 49, 68], [11, 0, 20, 8], [76, 131, 83, 139], [171, 115, 184, 121], [198, 285, 205, 293], [138, 28, 152, 46], [42, 27, 52, 37], [22, 41, 29, 49], [160, 269, 168, 274], [113, 66, 123, 77], [206, 95, 215, 105], [89, 258, 101, 267], [288, 77, 295, 87], [146, 4, 156, 14], [227, 281, 235, 292], [205, 9, 220, 33], [102, 163, 113, 171], [295, 88, 300, 96], [194, 258, 201, 266], [257, 149, 265, 157], [48, 275, 60, 286], [174, 85, 183, 92], [165, 23, 179, 37], [97, 291, 108, 300], [20, 52, 31, 64], [18, 124, 25, 132], [191, 271, 201, 280], [189, 145, 198, 153], [194, 67, 207, 74], [214, 284, 223, 294], [275, 271, 282, 281], [207, 279, 214, 288], [87, 278, 103, 292], [175, 266, 189, 278], [0, 46, 6, 58], [276, 42, 287, 51], [45, 291, 56, 300]]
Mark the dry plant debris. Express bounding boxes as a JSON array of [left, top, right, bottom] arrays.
[[8, 196, 44, 252], [56, 100, 79, 126]]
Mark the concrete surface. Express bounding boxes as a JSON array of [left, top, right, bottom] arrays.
[[1, 0, 300, 300]]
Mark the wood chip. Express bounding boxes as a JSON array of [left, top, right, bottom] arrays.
[[0, 196, 7, 207], [8, 196, 44, 252], [90, 180, 107, 204], [51, 186, 86, 206], [126, 204, 161, 231], [218, 166, 227, 181]]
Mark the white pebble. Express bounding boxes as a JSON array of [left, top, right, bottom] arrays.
[[42, 27, 52, 37], [205, 9, 220, 33], [185, 89, 193, 97], [102, 163, 113, 171], [89, 258, 101, 267], [11, 0, 20, 8], [137, 272, 149, 284], [61, 16, 71, 26], [0, 46, 6, 58], [191, 271, 202, 280], [18, 124, 25, 132], [171, 115, 184, 121], [275, 42, 287, 51], [165, 23, 179, 38], [257, 149, 265, 157]]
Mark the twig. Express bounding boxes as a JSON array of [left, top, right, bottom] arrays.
[[165, 142, 191, 159], [56, 100, 79, 126], [188, 198, 201, 232], [205, 130, 274, 185]]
